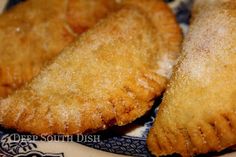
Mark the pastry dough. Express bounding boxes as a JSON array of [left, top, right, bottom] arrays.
[[121, 0, 182, 79], [147, 0, 236, 156], [0, 0, 181, 135], [0, 0, 117, 98]]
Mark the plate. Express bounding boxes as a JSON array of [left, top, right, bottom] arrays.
[[0, 0, 236, 157]]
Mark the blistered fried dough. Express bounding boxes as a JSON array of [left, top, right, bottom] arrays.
[[121, 0, 182, 78], [0, 8, 165, 135], [0, 0, 182, 135], [147, 0, 236, 156], [0, 0, 117, 98]]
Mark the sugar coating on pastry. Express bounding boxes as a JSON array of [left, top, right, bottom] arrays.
[[1, 7, 165, 135], [0, 0, 117, 98], [0, 0, 182, 135], [121, 0, 182, 79], [147, 0, 236, 156]]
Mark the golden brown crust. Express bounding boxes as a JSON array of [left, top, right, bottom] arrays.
[[0, 0, 117, 98], [147, 0, 236, 156], [0, 7, 165, 135], [121, 0, 182, 78], [66, 0, 118, 34], [0, 0, 181, 135]]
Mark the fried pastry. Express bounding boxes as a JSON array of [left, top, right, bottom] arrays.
[[120, 0, 182, 79], [0, 0, 181, 135], [0, 0, 117, 98], [147, 0, 236, 156]]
